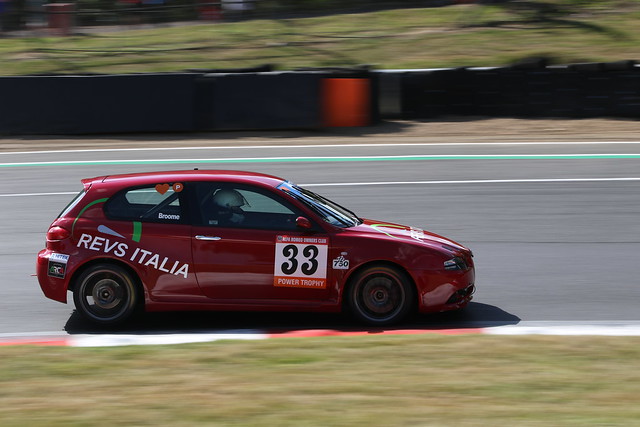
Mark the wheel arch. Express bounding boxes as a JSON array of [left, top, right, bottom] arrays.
[[69, 258, 144, 300], [342, 260, 417, 309]]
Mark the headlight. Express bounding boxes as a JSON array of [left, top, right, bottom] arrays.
[[444, 256, 468, 271]]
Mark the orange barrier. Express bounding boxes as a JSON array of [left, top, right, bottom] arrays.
[[321, 78, 371, 127], [44, 3, 75, 36]]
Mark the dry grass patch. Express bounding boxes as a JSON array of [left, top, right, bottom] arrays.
[[0, 335, 639, 425], [0, 4, 639, 74]]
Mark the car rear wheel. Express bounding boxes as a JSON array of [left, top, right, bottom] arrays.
[[348, 265, 414, 326], [73, 264, 140, 325]]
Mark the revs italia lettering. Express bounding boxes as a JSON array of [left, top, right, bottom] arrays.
[[129, 247, 189, 277], [78, 234, 128, 257], [76, 233, 189, 279]]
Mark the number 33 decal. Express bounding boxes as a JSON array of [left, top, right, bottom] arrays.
[[274, 236, 328, 288], [280, 244, 319, 276]]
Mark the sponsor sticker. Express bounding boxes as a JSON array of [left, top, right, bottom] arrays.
[[332, 256, 350, 270], [48, 253, 69, 279], [274, 235, 328, 289]]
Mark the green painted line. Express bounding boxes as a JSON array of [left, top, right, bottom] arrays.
[[71, 198, 109, 235], [2, 154, 640, 168], [132, 221, 142, 243]]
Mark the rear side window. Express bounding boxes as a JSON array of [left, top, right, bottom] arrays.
[[58, 189, 87, 218], [105, 184, 185, 223]]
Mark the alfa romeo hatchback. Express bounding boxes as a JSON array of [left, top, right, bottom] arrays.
[[37, 170, 475, 326]]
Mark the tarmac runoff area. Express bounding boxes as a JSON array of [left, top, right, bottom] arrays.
[[3, 119, 640, 346], [3, 322, 640, 347]]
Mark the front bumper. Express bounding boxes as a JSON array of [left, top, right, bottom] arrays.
[[414, 266, 475, 313]]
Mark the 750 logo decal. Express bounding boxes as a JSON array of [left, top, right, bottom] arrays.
[[274, 236, 328, 289], [332, 255, 350, 270]]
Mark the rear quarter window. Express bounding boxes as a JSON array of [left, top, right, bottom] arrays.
[[58, 189, 88, 218]]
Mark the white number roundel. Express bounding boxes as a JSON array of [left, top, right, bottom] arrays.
[[274, 236, 328, 289]]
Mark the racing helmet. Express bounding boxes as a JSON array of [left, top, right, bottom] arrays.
[[213, 189, 246, 209]]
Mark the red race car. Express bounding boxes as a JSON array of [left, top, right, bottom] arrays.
[[37, 170, 475, 326]]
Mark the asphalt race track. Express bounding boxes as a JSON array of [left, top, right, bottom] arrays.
[[1, 139, 639, 335]]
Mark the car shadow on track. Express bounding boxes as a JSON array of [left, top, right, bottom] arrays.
[[63, 302, 520, 335]]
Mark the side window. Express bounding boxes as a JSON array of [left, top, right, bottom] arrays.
[[105, 183, 184, 223], [237, 189, 294, 215], [194, 182, 299, 230]]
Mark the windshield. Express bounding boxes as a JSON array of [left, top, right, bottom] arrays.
[[277, 181, 361, 228]]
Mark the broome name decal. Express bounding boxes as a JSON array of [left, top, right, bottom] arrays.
[[274, 235, 328, 289], [77, 233, 189, 278]]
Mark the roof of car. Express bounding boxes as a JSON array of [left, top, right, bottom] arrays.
[[81, 170, 286, 189]]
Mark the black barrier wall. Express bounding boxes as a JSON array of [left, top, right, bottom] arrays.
[[0, 74, 199, 134], [195, 72, 323, 131], [0, 62, 638, 135], [396, 62, 640, 119]]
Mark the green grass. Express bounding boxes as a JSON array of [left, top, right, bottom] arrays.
[[1, 2, 639, 75], [1, 335, 640, 425]]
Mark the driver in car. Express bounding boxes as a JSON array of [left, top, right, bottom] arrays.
[[212, 189, 249, 226]]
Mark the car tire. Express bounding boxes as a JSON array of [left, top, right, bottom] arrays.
[[348, 265, 415, 326], [73, 263, 140, 325]]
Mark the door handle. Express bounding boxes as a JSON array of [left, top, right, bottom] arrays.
[[195, 235, 222, 241]]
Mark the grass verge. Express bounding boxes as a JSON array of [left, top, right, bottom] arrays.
[[0, 2, 639, 75], [1, 334, 639, 425]]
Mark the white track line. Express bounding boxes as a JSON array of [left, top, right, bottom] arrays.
[[0, 191, 78, 197], [486, 324, 640, 336], [2, 141, 640, 156], [3, 323, 640, 347], [70, 332, 268, 347], [303, 177, 640, 187], [1, 153, 640, 168]]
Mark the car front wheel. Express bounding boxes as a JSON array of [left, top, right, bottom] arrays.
[[348, 265, 414, 326], [73, 264, 140, 325]]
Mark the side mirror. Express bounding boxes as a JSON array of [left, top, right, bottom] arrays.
[[296, 216, 313, 230]]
